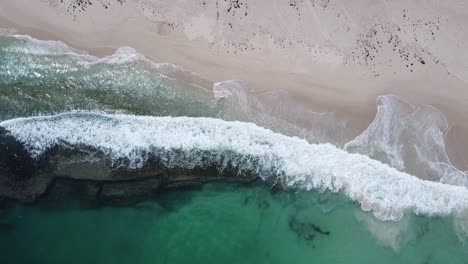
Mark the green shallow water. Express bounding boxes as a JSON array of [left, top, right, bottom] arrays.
[[1, 183, 467, 264], [1, 31, 468, 264]]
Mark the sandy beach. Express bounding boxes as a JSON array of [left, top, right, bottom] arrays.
[[2, 2, 468, 261], [0, 0, 467, 169]]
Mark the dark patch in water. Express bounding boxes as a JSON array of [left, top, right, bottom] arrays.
[[288, 215, 330, 242], [38, 178, 102, 209], [240, 185, 273, 209], [257, 199, 270, 209], [243, 195, 250, 205], [0, 127, 37, 179], [0, 222, 15, 232], [0, 197, 14, 213], [156, 189, 197, 212]]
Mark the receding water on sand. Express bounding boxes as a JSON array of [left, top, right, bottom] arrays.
[[1, 183, 467, 264]]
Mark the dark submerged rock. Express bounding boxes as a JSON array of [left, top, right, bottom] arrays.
[[0, 133, 259, 207], [156, 187, 197, 212], [39, 178, 102, 209], [0, 127, 36, 179], [99, 177, 162, 206], [0, 222, 16, 232], [288, 215, 330, 242]]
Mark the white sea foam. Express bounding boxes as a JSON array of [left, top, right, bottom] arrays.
[[355, 212, 411, 252], [213, 80, 355, 146], [345, 95, 467, 187], [1, 112, 468, 221], [4, 34, 93, 58], [0, 30, 209, 86], [0, 30, 467, 219]]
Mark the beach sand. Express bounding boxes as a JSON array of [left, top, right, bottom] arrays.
[[0, 0, 467, 169]]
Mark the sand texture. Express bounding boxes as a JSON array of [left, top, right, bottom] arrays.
[[0, 0, 467, 169]]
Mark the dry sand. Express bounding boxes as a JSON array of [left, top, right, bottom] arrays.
[[0, 0, 467, 169]]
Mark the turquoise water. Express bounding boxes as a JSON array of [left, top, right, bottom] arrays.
[[1, 30, 468, 263], [0, 34, 219, 120], [1, 184, 467, 264]]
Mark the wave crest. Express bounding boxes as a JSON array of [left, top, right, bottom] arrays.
[[1, 112, 468, 221]]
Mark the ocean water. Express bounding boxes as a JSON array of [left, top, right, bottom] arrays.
[[1, 183, 468, 264], [0, 29, 468, 263]]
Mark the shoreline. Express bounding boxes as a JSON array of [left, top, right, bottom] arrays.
[[0, 0, 467, 169]]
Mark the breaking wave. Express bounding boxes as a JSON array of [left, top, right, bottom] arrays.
[[1, 112, 468, 221], [1, 29, 468, 223]]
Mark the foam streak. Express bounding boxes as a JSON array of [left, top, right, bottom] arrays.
[[2, 112, 468, 221]]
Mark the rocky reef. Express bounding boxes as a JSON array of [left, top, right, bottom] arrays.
[[0, 128, 257, 208]]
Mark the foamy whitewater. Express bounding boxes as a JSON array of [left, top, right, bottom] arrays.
[[2, 3, 468, 260], [1, 29, 468, 223], [345, 95, 467, 187], [1, 112, 468, 221]]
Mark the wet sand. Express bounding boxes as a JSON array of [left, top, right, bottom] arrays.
[[0, 0, 466, 169]]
